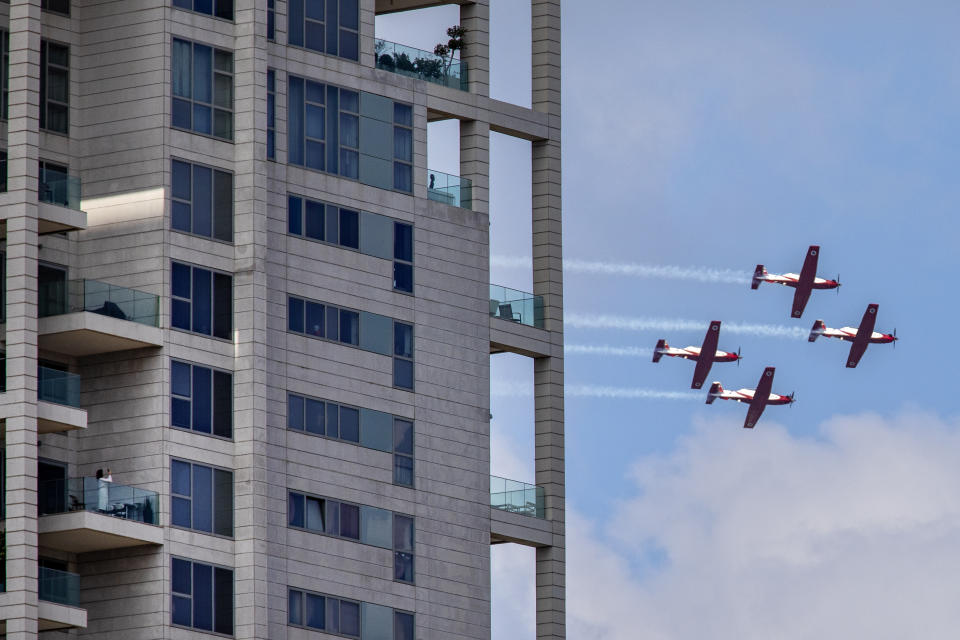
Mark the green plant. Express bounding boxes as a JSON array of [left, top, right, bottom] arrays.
[[433, 25, 467, 77]]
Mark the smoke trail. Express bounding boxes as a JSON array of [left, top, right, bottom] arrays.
[[565, 343, 653, 358], [491, 380, 701, 401], [566, 385, 701, 401], [566, 313, 808, 340], [491, 255, 751, 285]]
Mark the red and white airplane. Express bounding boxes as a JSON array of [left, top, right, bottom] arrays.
[[706, 366, 795, 428], [751, 245, 840, 318], [652, 321, 741, 389], [809, 303, 897, 368]]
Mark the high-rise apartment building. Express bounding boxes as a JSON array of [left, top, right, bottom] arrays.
[[0, 0, 563, 638]]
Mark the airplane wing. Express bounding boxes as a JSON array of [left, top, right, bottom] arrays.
[[690, 321, 721, 389], [744, 367, 775, 428], [846, 303, 878, 368], [791, 246, 819, 318]]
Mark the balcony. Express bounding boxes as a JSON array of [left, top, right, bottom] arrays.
[[38, 567, 87, 631], [38, 366, 81, 408], [37, 167, 87, 233], [39, 477, 163, 553], [0, 363, 87, 432], [38, 279, 163, 356], [490, 475, 545, 519], [489, 475, 553, 548], [427, 169, 472, 209], [489, 285, 544, 329], [375, 38, 467, 91]]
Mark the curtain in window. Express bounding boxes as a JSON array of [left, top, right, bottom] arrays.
[[172, 39, 192, 98]]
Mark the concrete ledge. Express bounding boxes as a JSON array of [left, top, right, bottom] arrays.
[[38, 201, 87, 234], [40, 510, 164, 554], [38, 401, 87, 434], [38, 600, 87, 630], [490, 317, 552, 358], [375, 0, 468, 15], [490, 507, 554, 547], [39, 311, 163, 356]]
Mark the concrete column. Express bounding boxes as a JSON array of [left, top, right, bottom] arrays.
[[531, 0, 565, 638], [232, 1, 271, 638], [3, 1, 42, 638], [461, 0, 489, 98], [460, 119, 490, 215]]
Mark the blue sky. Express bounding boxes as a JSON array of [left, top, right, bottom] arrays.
[[381, 2, 960, 637]]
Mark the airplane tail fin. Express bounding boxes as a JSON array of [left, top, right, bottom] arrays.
[[808, 320, 825, 342], [751, 265, 766, 290], [705, 382, 723, 404], [652, 339, 666, 363]]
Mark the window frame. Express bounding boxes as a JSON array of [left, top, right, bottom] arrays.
[[171, 37, 234, 141], [41, 0, 70, 16], [171, 556, 235, 636], [171, 260, 233, 340], [40, 39, 69, 135], [170, 457, 234, 538], [287, 295, 360, 347], [393, 418, 414, 487], [392, 221, 414, 294], [287, 588, 362, 637], [392, 321, 414, 391], [172, 0, 234, 21], [1, 30, 9, 120], [171, 157, 234, 243], [267, 69, 276, 160], [287, 0, 359, 61], [170, 358, 234, 440]]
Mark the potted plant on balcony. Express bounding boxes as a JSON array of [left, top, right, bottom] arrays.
[[433, 25, 467, 83]]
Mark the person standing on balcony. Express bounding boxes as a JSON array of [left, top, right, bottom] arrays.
[[97, 468, 113, 511]]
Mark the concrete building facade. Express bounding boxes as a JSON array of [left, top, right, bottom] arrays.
[[0, 0, 563, 638]]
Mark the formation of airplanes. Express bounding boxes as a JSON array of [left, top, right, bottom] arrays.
[[653, 245, 897, 428]]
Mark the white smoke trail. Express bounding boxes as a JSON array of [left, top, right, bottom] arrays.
[[564, 343, 653, 357], [566, 313, 808, 340], [491, 255, 751, 285], [491, 380, 701, 401], [566, 385, 701, 401]]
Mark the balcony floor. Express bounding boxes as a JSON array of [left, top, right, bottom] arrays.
[[39, 311, 163, 356], [40, 510, 164, 553]]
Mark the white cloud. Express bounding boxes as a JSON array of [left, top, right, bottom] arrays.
[[497, 411, 960, 639]]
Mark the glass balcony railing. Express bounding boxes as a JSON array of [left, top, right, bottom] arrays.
[[39, 477, 159, 525], [39, 566, 80, 606], [489, 284, 545, 329], [427, 170, 472, 209], [374, 38, 468, 91], [39, 173, 82, 211], [38, 279, 160, 326], [38, 366, 81, 407], [490, 475, 545, 519]]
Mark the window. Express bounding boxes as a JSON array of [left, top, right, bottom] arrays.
[[1, 31, 9, 120], [40, 40, 69, 134], [287, 195, 361, 249], [171, 557, 233, 635], [287, 296, 359, 346], [267, 70, 276, 160], [171, 459, 233, 536], [171, 159, 233, 241], [171, 261, 232, 339], [393, 514, 415, 583], [41, 0, 69, 14], [288, 76, 361, 177], [393, 222, 413, 293], [0, 150, 6, 192], [38, 161, 71, 208], [288, 492, 359, 540], [171, 360, 233, 438], [393, 103, 413, 192], [267, 0, 275, 40], [173, 0, 233, 20], [287, 394, 360, 443], [289, 491, 414, 582], [288, 0, 359, 61], [339, 90, 359, 179], [393, 322, 413, 390], [288, 589, 363, 637], [172, 38, 233, 140], [393, 419, 414, 487]]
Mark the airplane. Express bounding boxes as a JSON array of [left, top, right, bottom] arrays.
[[652, 321, 741, 389], [751, 245, 840, 318], [808, 303, 897, 368], [705, 366, 795, 428]]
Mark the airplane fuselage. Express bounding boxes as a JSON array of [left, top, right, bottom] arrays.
[[817, 326, 896, 344], [713, 389, 794, 405], [761, 273, 839, 290], [657, 346, 740, 363]]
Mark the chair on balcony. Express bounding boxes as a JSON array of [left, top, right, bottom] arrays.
[[93, 300, 127, 320], [498, 303, 521, 323]]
